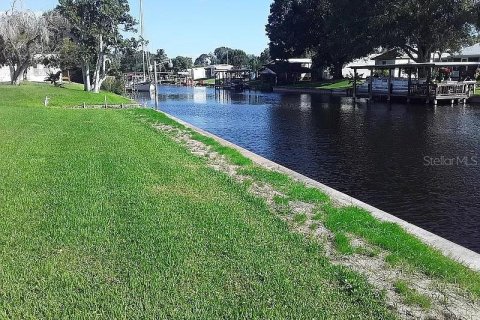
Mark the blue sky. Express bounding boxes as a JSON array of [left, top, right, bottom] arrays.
[[0, 0, 272, 59]]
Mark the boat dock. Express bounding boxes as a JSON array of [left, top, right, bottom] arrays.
[[349, 62, 479, 104], [214, 69, 252, 90]]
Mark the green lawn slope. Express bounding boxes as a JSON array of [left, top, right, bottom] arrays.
[[0, 82, 393, 318]]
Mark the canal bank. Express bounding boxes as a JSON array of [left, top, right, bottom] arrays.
[[140, 107, 480, 318], [1, 83, 400, 318], [143, 86, 480, 253], [2, 83, 476, 318], [158, 110, 480, 271]]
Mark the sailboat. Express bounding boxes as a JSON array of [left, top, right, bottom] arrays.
[[132, 0, 155, 92]]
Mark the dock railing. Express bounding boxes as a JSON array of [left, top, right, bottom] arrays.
[[400, 82, 473, 100]]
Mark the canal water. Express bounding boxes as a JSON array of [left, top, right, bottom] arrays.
[[137, 86, 480, 253]]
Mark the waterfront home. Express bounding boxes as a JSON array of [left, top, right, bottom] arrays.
[[0, 53, 61, 83], [344, 49, 454, 79], [447, 43, 480, 63], [205, 64, 234, 78], [190, 67, 207, 81], [189, 64, 234, 81], [0, 63, 61, 83], [342, 54, 376, 78]]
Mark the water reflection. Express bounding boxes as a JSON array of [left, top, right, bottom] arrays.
[[137, 86, 480, 252]]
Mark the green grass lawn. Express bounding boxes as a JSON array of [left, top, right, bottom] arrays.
[[0, 82, 129, 107], [0, 83, 394, 318], [202, 78, 215, 85], [474, 85, 480, 95], [280, 80, 353, 90]]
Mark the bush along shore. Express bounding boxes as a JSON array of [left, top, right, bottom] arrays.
[[0, 82, 479, 318]]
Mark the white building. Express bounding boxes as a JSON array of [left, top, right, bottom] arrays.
[[189, 64, 234, 81], [190, 67, 207, 81], [205, 64, 234, 78], [343, 49, 451, 79], [342, 55, 376, 78], [0, 61, 61, 83], [447, 43, 480, 62]]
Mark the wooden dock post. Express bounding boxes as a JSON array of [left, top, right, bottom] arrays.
[[353, 68, 357, 102], [387, 69, 392, 102], [154, 61, 159, 109], [425, 66, 432, 105], [368, 67, 373, 101], [407, 68, 412, 103]]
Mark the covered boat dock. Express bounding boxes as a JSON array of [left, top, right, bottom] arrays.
[[349, 62, 479, 104], [214, 69, 252, 91]]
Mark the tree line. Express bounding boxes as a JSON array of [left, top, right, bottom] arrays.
[[0, 0, 272, 92], [192, 47, 271, 71], [267, 0, 480, 79], [0, 0, 137, 92], [123, 46, 271, 75]]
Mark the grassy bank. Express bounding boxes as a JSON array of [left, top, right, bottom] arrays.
[[0, 83, 394, 318], [136, 110, 480, 298], [0, 82, 128, 107], [277, 80, 353, 90]]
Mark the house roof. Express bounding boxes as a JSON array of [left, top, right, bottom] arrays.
[[266, 61, 312, 74], [205, 64, 234, 70], [349, 61, 480, 70], [372, 49, 410, 61], [287, 58, 312, 64], [451, 43, 480, 57], [259, 68, 276, 75], [215, 69, 251, 73], [271, 58, 312, 64]]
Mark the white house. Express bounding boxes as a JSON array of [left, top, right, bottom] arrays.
[[447, 43, 480, 62], [190, 67, 207, 81], [0, 61, 61, 83], [205, 64, 234, 78], [343, 49, 451, 79], [342, 55, 376, 78], [189, 64, 234, 81]]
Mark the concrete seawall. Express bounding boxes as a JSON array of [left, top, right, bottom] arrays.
[[158, 110, 480, 271]]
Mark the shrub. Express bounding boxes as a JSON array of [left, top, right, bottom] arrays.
[[101, 76, 125, 95]]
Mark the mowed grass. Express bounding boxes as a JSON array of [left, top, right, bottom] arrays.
[[280, 80, 353, 90], [0, 82, 129, 107], [135, 109, 480, 298], [135, 109, 480, 300], [0, 83, 394, 318]]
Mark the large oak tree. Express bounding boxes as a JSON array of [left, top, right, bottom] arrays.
[[266, 0, 479, 79], [374, 0, 478, 62], [57, 0, 136, 92]]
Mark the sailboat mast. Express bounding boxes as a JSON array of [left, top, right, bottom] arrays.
[[140, 0, 146, 82]]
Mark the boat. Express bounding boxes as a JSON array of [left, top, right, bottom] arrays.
[[133, 81, 155, 92], [126, 0, 154, 92], [125, 74, 155, 92]]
